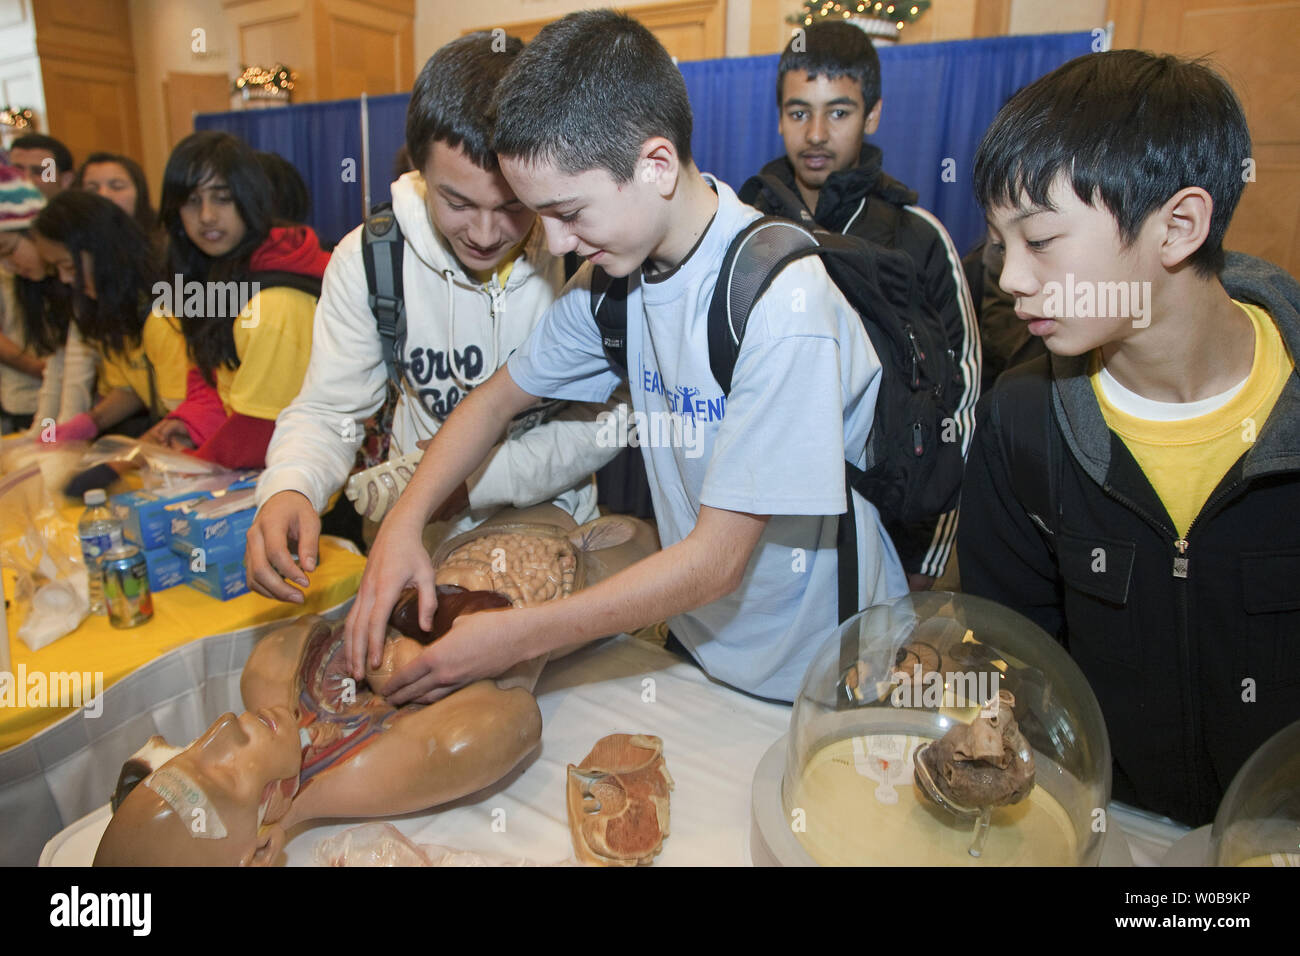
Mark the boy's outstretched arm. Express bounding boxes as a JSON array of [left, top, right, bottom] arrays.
[[343, 364, 540, 676], [378, 505, 770, 705]]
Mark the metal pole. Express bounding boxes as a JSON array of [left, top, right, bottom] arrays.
[[360, 92, 371, 218]]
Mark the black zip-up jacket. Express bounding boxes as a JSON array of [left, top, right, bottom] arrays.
[[740, 146, 981, 580], [958, 252, 1300, 826]]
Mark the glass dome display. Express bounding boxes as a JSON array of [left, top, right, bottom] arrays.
[[1209, 719, 1300, 867], [752, 592, 1111, 866]]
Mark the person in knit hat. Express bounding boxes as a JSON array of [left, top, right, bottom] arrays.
[[0, 165, 52, 432]]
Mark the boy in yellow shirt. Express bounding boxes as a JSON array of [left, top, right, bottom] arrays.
[[958, 51, 1300, 827]]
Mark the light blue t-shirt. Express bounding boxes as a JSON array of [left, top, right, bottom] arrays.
[[508, 175, 907, 700]]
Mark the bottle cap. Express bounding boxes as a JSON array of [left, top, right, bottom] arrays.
[[84, 489, 107, 506]]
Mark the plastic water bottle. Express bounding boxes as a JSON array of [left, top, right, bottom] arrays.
[[78, 489, 124, 615]]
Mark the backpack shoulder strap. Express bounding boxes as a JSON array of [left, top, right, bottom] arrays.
[[247, 270, 323, 299], [589, 266, 630, 381], [361, 202, 406, 388], [989, 355, 1060, 541], [707, 216, 820, 395]]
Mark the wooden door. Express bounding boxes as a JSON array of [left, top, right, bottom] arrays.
[[1110, 0, 1300, 275], [162, 72, 232, 151]]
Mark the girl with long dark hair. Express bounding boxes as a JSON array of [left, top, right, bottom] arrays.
[[0, 166, 95, 432], [146, 130, 329, 468], [32, 190, 188, 439]]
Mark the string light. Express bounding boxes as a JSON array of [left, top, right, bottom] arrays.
[[787, 1, 930, 31]]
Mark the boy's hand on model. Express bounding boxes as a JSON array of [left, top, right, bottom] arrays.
[[382, 606, 523, 705], [344, 510, 438, 679], [246, 490, 320, 603]]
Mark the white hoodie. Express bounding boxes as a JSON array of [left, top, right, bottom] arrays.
[[258, 172, 619, 531]]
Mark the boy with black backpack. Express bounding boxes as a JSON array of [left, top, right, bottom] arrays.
[[343, 9, 908, 704], [958, 51, 1300, 826], [246, 33, 621, 603], [740, 20, 980, 590]]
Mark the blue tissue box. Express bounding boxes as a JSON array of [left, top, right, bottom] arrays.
[[166, 489, 257, 556], [183, 554, 250, 601], [113, 471, 259, 550], [143, 547, 186, 591]]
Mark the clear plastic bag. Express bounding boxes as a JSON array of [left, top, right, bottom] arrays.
[[0, 465, 90, 650], [313, 823, 576, 867]]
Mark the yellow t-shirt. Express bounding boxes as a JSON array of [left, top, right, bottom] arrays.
[[1091, 301, 1293, 536], [214, 286, 317, 418], [466, 242, 523, 288], [97, 312, 189, 414]]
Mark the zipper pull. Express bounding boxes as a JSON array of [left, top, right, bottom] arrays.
[[1173, 538, 1189, 578], [905, 325, 925, 388], [912, 421, 924, 457]]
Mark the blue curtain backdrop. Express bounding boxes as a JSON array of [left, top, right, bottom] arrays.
[[679, 30, 1094, 255], [195, 99, 364, 246], [194, 31, 1092, 253]]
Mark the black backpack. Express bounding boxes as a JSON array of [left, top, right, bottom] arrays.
[[589, 207, 966, 625], [590, 212, 966, 530]]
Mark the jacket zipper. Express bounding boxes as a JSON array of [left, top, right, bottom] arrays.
[[1102, 474, 1246, 822]]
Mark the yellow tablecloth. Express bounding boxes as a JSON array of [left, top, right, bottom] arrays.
[[1, 539, 364, 750]]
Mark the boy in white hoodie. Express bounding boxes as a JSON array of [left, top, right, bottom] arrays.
[[247, 33, 621, 603]]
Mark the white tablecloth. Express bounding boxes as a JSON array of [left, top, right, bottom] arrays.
[[39, 633, 1191, 866]]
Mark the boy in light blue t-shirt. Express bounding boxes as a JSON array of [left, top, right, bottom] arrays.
[[343, 9, 907, 703]]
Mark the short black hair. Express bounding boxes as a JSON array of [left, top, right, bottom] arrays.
[[778, 21, 881, 110], [10, 133, 74, 173], [406, 31, 524, 173], [973, 51, 1251, 278], [491, 9, 693, 183]]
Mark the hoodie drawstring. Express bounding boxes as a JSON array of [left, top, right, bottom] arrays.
[[443, 268, 498, 391]]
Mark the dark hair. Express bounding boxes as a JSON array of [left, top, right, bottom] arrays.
[[10, 133, 74, 173], [777, 21, 881, 110], [973, 51, 1251, 278], [32, 190, 161, 358], [77, 152, 158, 233], [14, 273, 74, 357], [406, 32, 524, 173], [490, 10, 693, 183], [158, 131, 274, 382], [255, 150, 311, 223]]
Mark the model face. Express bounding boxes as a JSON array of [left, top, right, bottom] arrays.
[[180, 708, 302, 808], [422, 141, 535, 275], [179, 174, 247, 258], [0, 231, 46, 281], [778, 73, 878, 199], [33, 234, 95, 298], [499, 155, 664, 279], [81, 162, 138, 218], [987, 175, 1160, 357], [9, 147, 65, 198]]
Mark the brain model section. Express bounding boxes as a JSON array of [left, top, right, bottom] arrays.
[[434, 527, 579, 608]]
